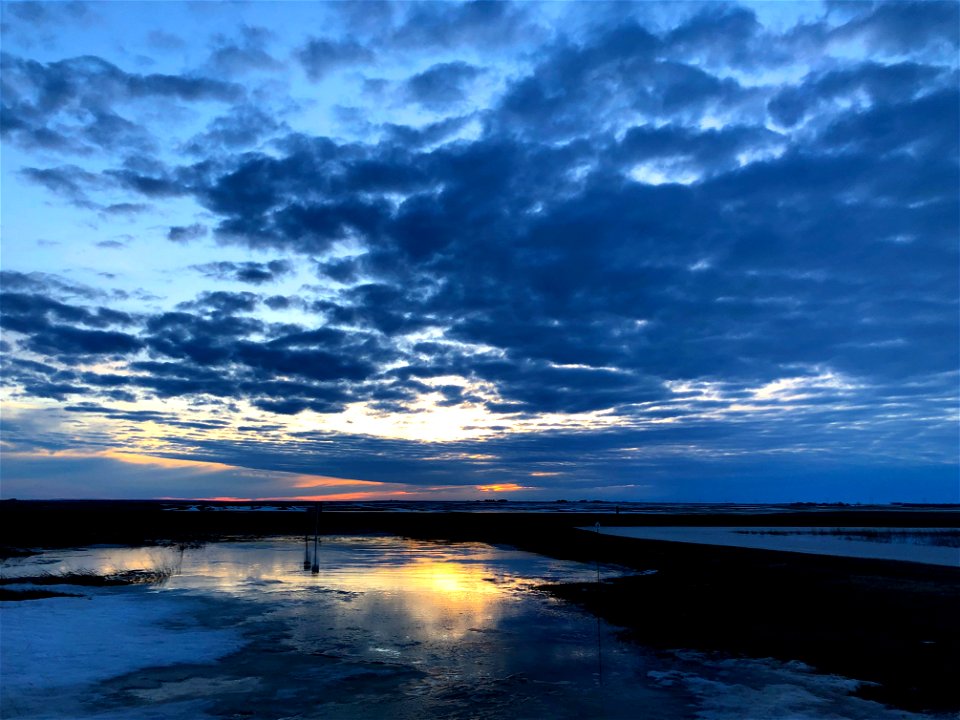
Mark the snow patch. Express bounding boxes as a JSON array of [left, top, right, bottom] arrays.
[[1, 588, 244, 692]]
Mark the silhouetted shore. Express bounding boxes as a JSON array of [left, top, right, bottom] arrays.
[[2, 500, 958, 713]]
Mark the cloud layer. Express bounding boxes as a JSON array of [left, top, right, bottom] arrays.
[[1, 1, 957, 501]]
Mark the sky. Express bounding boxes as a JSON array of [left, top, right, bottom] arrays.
[[0, 1, 957, 503]]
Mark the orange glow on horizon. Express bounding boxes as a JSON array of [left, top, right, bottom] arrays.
[[285, 490, 414, 501], [290, 474, 385, 488], [476, 483, 528, 493]]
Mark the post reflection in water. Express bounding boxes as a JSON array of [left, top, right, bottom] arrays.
[[161, 536, 623, 681]]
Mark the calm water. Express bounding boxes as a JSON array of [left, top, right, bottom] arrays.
[[592, 527, 960, 567], [1, 537, 941, 719]]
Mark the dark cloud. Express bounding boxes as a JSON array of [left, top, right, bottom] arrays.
[[1, 290, 140, 363], [101, 202, 148, 216], [0, 292, 131, 331], [815, 87, 959, 160], [84, 16, 953, 416], [392, 1, 537, 50], [296, 37, 373, 80], [108, 167, 188, 198], [206, 25, 282, 76], [403, 61, 484, 108], [20, 165, 104, 206], [263, 295, 302, 311], [176, 290, 260, 316], [0, 51, 242, 154], [192, 260, 293, 285], [4, 1, 90, 27], [96, 239, 129, 249], [24, 325, 142, 358], [0, 270, 104, 300], [831, 1, 959, 56], [167, 223, 207, 242], [615, 124, 783, 177], [63, 402, 230, 430], [380, 115, 474, 148], [665, 5, 763, 67], [768, 61, 952, 127], [185, 104, 287, 151], [490, 23, 758, 140]]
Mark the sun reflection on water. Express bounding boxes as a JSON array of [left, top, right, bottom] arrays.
[[1, 537, 585, 651]]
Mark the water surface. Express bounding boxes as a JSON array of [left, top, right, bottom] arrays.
[[591, 526, 960, 566], [1, 536, 941, 719]]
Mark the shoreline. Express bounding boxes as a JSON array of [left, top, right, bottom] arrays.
[[584, 525, 960, 567], [536, 533, 959, 715], [3, 500, 958, 551], [2, 501, 958, 714]]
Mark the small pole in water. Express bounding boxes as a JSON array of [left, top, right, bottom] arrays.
[[303, 524, 311, 571], [595, 521, 602, 684], [311, 502, 321, 574]]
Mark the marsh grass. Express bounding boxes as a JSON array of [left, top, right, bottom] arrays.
[[0, 567, 177, 588], [0, 540, 197, 601], [0, 587, 83, 601]]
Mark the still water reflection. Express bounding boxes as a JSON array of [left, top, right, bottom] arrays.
[[4, 537, 691, 719], [2, 537, 931, 720]]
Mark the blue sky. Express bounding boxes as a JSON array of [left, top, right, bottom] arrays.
[[1, 1, 957, 502]]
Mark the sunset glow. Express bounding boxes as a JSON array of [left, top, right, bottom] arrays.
[[477, 484, 529, 493]]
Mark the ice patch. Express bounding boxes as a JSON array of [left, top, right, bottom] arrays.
[[651, 652, 931, 720], [1, 587, 244, 716]]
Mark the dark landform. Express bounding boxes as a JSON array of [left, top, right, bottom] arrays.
[[2, 500, 958, 714]]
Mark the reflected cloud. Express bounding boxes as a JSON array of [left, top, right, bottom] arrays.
[[4, 538, 588, 647]]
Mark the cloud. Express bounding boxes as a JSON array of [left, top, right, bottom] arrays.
[[0, 51, 242, 154], [167, 223, 207, 242], [206, 25, 282, 77], [1, 291, 134, 332], [185, 104, 287, 151], [767, 61, 952, 128], [146, 30, 186, 51], [391, 1, 538, 50], [192, 260, 294, 285], [403, 61, 484, 108], [23, 325, 143, 358], [830, 1, 959, 57], [296, 37, 374, 80], [176, 290, 260, 316], [20, 165, 105, 206], [1, 1, 956, 500], [83, 21, 953, 415]]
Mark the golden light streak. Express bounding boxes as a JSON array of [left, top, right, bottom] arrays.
[[5, 449, 393, 498], [285, 491, 414, 501], [102, 450, 235, 472], [476, 483, 528, 493]]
